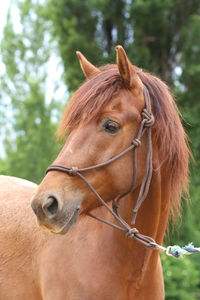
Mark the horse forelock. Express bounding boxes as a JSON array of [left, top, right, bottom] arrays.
[[57, 66, 124, 137], [57, 65, 190, 220]]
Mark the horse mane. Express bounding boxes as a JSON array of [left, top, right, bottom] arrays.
[[57, 65, 190, 219]]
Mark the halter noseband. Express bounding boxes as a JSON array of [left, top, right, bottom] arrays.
[[46, 85, 159, 249]]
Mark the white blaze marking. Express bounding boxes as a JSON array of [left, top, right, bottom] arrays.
[[63, 138, 75, 155]]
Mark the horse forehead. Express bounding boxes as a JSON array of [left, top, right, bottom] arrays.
[[103, 88, 144, 114]]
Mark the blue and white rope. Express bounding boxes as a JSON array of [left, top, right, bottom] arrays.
[[155, 242, 200, 258]]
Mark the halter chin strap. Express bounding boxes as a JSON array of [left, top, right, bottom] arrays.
[[46, 85, 158, 249]]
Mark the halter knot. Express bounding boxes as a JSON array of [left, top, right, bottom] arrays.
[[112, 200, 120, 211], [68, 166, 79, 176], [142, 109, 155, 128], [126, 228, 139, 238], [132, 138, 141, 147]]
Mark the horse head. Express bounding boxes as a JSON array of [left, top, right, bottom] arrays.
[[31, 46, 189, 237], [31, 46, 153, 234]]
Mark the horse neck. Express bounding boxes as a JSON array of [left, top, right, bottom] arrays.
[[116, 161, 170, 235], [101, 162, 171, 282]]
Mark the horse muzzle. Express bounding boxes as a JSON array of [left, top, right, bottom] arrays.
[[31, 193, 81, 234]]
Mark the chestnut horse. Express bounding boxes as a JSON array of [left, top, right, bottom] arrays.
[[0, 46, 189, 300]]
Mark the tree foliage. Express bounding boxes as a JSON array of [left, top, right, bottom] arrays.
[[0, 1, 61, 183], [2, 81, 59, 183], [162, 254, 200, 300], [47, 0, 200, 89]]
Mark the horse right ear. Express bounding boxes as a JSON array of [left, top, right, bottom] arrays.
[[116, 45, 141, 90], [76, 51, 100, 79]]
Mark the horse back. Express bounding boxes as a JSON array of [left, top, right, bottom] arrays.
[[0, 175, 44, 299]]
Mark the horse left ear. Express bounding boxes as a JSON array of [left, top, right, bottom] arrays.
[[76, 51, 100, 79], [116, 45, 140, 89]]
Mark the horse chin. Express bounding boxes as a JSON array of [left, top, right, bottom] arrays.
[[36, 207, 80, 235]]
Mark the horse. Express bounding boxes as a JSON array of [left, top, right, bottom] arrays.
[[0, 46, 189, 300]]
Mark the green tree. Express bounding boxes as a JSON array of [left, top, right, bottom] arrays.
[[47, 0, 133, 91], [2, 81, 59, 183], [47, 0, 200, 90], [162, 254, 200, 300], [0, 1, 62, 183]]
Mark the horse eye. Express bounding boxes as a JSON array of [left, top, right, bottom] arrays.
[[102, 120, 121, 134]]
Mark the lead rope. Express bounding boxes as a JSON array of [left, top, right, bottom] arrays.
[[62, 169, 200, 258]]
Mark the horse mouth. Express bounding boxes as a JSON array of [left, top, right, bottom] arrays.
[[58, 207, 80, 234], [37, 207, 80, 235]]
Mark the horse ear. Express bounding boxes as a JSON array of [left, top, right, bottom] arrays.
[[116, 45, 139, 89], [76, 51, 100, 79]]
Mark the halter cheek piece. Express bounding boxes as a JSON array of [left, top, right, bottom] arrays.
[[46, 85, 161, 249]]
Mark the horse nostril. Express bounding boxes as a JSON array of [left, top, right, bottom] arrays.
[[42, 196, 59, 219]]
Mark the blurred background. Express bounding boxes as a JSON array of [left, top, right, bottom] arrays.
[[0, 0, 200, 298]]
